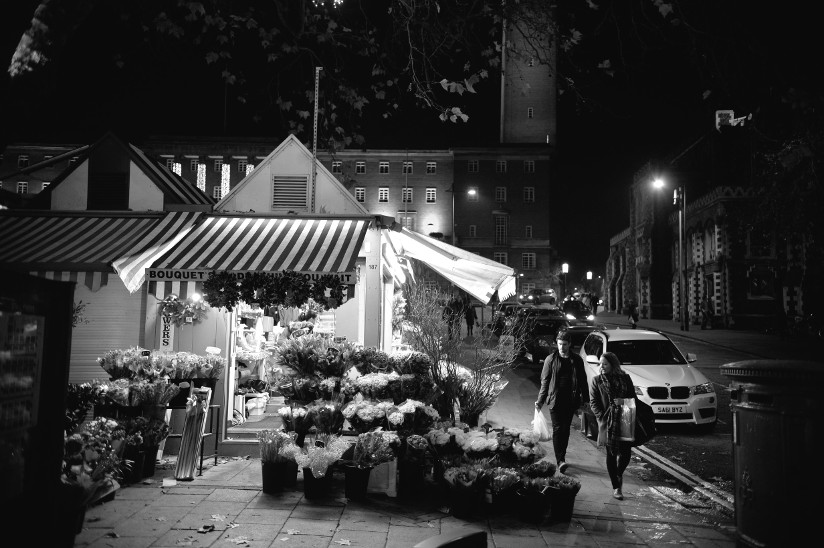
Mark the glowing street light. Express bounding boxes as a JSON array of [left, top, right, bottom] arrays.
[[561, 262, 569, 299], [653, 177, 688, 331]]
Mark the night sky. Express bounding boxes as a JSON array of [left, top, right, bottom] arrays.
[[1, 2, 820, 281]]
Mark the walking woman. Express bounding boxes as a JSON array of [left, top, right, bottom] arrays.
[[589, 352, 635, 500]]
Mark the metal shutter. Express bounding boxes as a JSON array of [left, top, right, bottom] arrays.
[[272, 175, 308, 211]]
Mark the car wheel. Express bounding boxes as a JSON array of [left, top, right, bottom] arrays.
[[696, 420, 717, 434]]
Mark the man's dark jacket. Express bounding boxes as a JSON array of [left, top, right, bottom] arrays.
[[536, 350, 589, 410]]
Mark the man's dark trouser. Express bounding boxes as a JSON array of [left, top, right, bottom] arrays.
[[549, 407, 575, 464]]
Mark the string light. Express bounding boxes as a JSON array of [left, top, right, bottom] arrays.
[[245, 163, 255, 176], [172, 162, 182, 176], [221, 163, 231, 197], [196, 163, 206, 192]]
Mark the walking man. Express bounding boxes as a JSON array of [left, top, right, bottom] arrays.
[[534, 329, 589, 473]]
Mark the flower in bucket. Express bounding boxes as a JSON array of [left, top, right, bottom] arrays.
[[343, 430, 401, 469], [546, 474, 582, 494], [489, 467, 521, 496], [141, 418, 170, 448], [307, 401, 345, 434], [342, 395, 390, 433], [354, 371, 400, 399], [520, 459, 557, 478], [454, 429, 499, 459], [258, 429, 297, 464], [442, 464, 486, 492], [62, 420, 126, 506], [401, 434, 430, 466], [278, 405, 308, 432], [293, 433, 349, 478]]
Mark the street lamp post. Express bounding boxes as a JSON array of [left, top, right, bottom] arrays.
[[654, 178, 688, 331], [451, 186, 456, 245], [561, 262, 569, 300]]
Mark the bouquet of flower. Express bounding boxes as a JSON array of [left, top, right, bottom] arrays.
[[97, 347, 152, 380], [122, 416, 148, 449], [390, 350, 433, 376], [307, 401, 345, 434], [442, 463, 486, 492], [400, 434, 430, 466], [318, 376, 342, 400], [293, 434, 349, 478], [138, 381, 181, 405], [520, 459, 557, 478], [518, 476, 551, 495], [354, 371, 400, 400], [493, 427, 545, 464], [546, 474, 581, 494], [62, 429, 123, 506], [488, 467, 521, 496], [141, 418, 170, 448], [258, 429, 297, 463], [349, 347, 395, 375], [278, 405, 309, 433], [389, 399, 440, 435], [65, 382, 104, 435], [424, 426, 462, 457], [344, 430, 401, 469], [342, 396, 392, 433], [454, 428, 500, 459], [98, 379, 132, 407]]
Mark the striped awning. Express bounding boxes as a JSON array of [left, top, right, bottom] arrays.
[[149, 216, 371, 274], [28, 270, 110, 292], [0, 211, 202, 290]]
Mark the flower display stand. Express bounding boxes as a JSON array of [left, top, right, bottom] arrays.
[[367, 458, 397, 497]]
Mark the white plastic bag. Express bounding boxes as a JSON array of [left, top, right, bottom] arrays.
[[532, 408, 551, 441], [615, 397, 636, 442]]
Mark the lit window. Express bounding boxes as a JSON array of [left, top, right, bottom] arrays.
[[213, 158, 223, 172], [527, 107, 534, 119], [41, 182, 50, 191], [44, 155, 53, 162], [379, 162, 389, 174], [426, 162, 437, 174], [399, 215, 416, 231], [355, 187, 365, 202], [496, 160, 507, 173], [402, 162, 413, 174], [402, 187, 413, 203], [525, 225, 533, 238], [469, 225, 477, 237], [468, 187, 479, 201], [425, 188, 436, 203], [522, 252, 536, 270], [523, 282, 536, 292], [378, 187, 388, 202], [212, 186, 223, 199], [17, 155, 29, 168], [494, 252, 508, 265], [190, 158, 198, 172], [524, 160, 535, 173], [356, 161, 366, 174], [68, 156, 79, 166], [523, 187, 535, 202], [495, 187, 507, 202], [332, 160, 342, 174], [237, 159, 248, 173], [468, 160, 479, 173], [164, 157, 175, 170], [17, 181, 28, 194], [494, 215, 508, 245]]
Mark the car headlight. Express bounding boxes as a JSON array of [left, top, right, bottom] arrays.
[[693, 382, 714, 395], [565, 313, 576, 320], [635, 386, 646, 396], [586, 315, 594, 321]]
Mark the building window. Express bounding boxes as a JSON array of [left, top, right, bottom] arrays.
[[402, 161, 413, 174], [356, 161, 365, 174], [355, 187, 365, 202], [41, 182, 50, 191], [468, 187, 479, 201], [469, 225, 477, 237], [43, 155, 53, 162], [524, 160, 535, 173], [523, 282, 536, 293], [69, 156, 79, 166], [332, 160, 342, 174], [522, 252, 536, 270], [426, 162, 437, 174], [523, 187, 535, 202], [398, 215, 416, 231], [425, 188, 436, 203], [379, 161, 389, 174], [17, 155, 29, 168], [213, 158, 223, 172], [423, 280, 438, 292], [164, 157, 175, 170], [525, 225, 533, 238], [494, 252, 508, 265], [468, 160, 479, 173], [189, 158, 198, 172], [496, 160, 507, 173], [495, 187, 507, 202], [237, 159, 248, 173], [402, 187, 413, 203], [378, 187, 388, 202], [17, 182, 28, 194], [527, 107, 534, 119], [494, 215, 508, 245], [212, 186, 223, 200]]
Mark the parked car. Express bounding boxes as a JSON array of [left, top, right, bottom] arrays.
[[518, 288, 557, 306], [512, 308, 597, 364], [578, 328, 717, 431], [561, 299, 595, 325]]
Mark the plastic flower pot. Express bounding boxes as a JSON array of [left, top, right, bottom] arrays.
[[397, 461, 427, 498], [262, 461, 290, 494], [283, 460, 299, 487], [302, 467, 333, 499], [546, 486, 577, 522], [515, 488, 550, 523], [343, 465, 372, 501], [142, 445, 159, 478]]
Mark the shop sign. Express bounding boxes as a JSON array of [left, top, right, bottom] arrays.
[[147, 269, 357, 285], [159, 313, 175, 350]]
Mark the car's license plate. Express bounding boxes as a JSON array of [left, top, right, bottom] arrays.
[[655, 405, 685, 414]]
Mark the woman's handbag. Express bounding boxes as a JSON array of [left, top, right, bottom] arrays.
[[632, 399, 656, 446], [614, 398, 636, 442]]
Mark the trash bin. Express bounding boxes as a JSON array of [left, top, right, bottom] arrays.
[[721, 360, 822, 547]]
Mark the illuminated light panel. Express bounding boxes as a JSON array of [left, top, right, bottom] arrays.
[[172, 162, 182, 176], [245, 163, 255, 176], [221, 163, 231, 196], [196, 163, 206, 191]]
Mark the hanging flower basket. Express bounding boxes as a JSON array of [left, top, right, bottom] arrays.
[[158, 294, 209, 326]]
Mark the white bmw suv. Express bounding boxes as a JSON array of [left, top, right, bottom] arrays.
[[579, 328, 717, 431]]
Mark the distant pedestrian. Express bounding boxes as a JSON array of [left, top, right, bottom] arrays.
[[591, 294, 599, 316], [535, 329, 589, 474], [628, 302, 639, 328], [464, 301, 478, 337], [589, 352, 635, 500]]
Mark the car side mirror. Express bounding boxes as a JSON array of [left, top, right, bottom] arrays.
[[686, 352, 697, 363], [586, 355, 599, 366]]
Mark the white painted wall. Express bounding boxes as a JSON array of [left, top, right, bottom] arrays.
[[129, 162, 164, 211], [51, 160, 89, 210]]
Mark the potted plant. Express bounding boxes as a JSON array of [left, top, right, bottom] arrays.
[[293, 434, 349, 499], [340, 430, 400, 500], [545, 474, 582, 522], [258, 429, 299, 493]]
